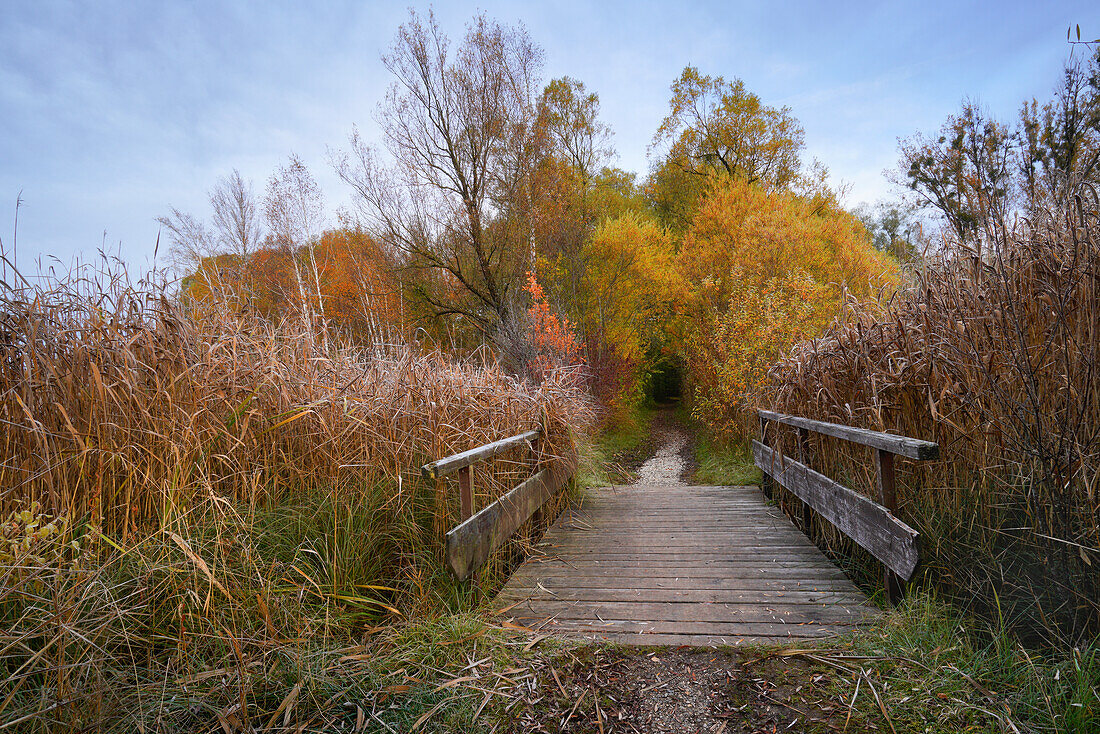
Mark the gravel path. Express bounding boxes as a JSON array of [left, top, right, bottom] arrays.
[[635, 425, 689, 485]]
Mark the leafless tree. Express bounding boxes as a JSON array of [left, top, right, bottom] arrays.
[[264, 154, 327, 343], [333, 10, 546, 335], [155, 208, 215, 274], [157, 169, 265, 296], [211, 169, 263, 261]]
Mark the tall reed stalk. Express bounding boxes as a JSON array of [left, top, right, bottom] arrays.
[[765, 187, 1100, 644]]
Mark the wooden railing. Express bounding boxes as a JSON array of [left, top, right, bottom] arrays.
[[754, 410, 940, 604], [421, 427, 566, 581]]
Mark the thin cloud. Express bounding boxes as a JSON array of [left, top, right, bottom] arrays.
[[0, 0, 1092, 268]]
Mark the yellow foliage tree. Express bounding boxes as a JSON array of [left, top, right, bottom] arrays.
[[678, 178, 899, 435], [541, 212, 681, 415], [648, 66, 806, 232], [580, 213, 680, 362]]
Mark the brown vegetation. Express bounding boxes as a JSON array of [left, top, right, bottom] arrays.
[[0, 255, 595, 728], [765, 187, 1100, 643]]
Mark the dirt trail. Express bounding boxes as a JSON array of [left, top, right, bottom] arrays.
[[615, 407, 699, 484]]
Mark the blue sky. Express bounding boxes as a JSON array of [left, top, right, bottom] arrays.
[[1, 1, 1095, 271]]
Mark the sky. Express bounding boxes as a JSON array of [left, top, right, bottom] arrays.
[[1, 1, 1096, 272]]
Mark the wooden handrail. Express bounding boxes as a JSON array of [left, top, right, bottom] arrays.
[[421, 427, 565, 581], [757, 410, 939, 460], [756, 410, 939, 604], [445, 469, 560, 580], [420, 429, 541, 480]]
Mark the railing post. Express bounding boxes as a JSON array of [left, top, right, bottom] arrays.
[[759, 414, 773, 500], [458, 465, 476, 584], [458, 465, 474, 522], [875, 448, 905, 605], [797, 427, 813, 535], [530, 433, 543, 532]]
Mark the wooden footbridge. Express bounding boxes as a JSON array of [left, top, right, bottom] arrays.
[[422, 412, 938, 646]]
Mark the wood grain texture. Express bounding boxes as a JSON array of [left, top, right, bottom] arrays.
[[753, 441, 920, 580], [446, 468, 563, 580], [758, 410, 939, 460], [421, 428, 540, 480], [495, 483, 877, 645]]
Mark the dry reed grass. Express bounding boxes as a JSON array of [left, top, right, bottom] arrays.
[[0, 256, 590, 536], [764, 187, 1100, 644], [0, 256, 593, 730]]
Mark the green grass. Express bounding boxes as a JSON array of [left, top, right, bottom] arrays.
[[126, 614, 524, 733], [574, 402, 656, 489], [693, 434, 761, 486], [828, 590, 1100, 733], [597, 402, 655, 457]]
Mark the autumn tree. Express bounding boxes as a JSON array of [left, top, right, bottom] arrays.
[[678, 177, 898, 434], [157, 169, 264, 291], [894, 101, 1015, 245], [587, 167, 646, 221], [264, 154, 326, 335], [1018, 49, 1100, 207], [304, 229, 402, 342], [852, 200, 922, 262], [573, 213, 681, 411], [537, 77, 614, 188], [648, 66, 805, 231], [333, 10, 546, 336]]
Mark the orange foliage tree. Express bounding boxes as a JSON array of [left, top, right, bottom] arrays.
[[182, 229, 404, 342], [523, 272, 584, 382]]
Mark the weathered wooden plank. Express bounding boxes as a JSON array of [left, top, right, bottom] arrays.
[[445, 468, 562, 580], [519, 563, 844, 581], [545, 633, 837, 646], [758, 410, 939, 460], [505, 599, 875, 623], [496, 587, 869, 605], [526, 549, 849, 561], [512, 563, 849, 572], [523, 563, 840, 572], [503, 574, 855, 590], [539, 533, 845, 544], [753, 440, 920, 579], [421, 428, 540, 479], [509, 619, 861, 637], [537, 550, 838, 559], [540, 537, 840, 544]]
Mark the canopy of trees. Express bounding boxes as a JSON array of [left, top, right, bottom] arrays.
[[163, 15, 1100, 438]]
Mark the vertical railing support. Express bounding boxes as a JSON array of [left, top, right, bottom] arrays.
[[797, 427, 813, 535], [529, 433, 543, 532], [458, 465, 475, 583], [875, 448, 905, 605], [759, 414, 773, 500], [458, 465, 474, 521]]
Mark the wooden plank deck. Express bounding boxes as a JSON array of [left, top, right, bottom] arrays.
[[495, 483, 877, 646]]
